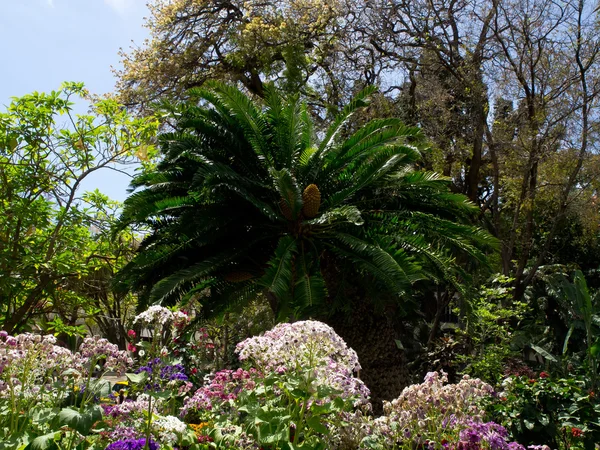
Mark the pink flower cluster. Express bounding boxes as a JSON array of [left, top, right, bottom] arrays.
[[103, 393, 162, 418], [75, 336, 133, 375], [236, 320, 369, 403], [0, 332, 74, 395], [181, 368, 260, 418]]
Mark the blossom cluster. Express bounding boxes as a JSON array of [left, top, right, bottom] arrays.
[[104, 438, 158, 450], [236, 320, 369, 403], [371, 371, 525, 449], [0, 332, 74, 397], [453, 421, 525, 450], [102, 394, 163, 418], [381, 371, 493, 425], [76, 336, 133, 375], [133, 358, 192, 395], [181, 368, 260, 418], [153, 415, 188, 445], [133, 305, 176, 326]]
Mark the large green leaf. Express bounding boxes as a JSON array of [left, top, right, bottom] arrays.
[[26, 432, 60, 450], [57, 405, 102, 435]]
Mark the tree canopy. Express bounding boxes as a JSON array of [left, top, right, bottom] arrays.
[[0, 82, 158, 334]]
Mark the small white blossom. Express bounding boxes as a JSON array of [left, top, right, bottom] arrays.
[[154, 414, 188, 445]]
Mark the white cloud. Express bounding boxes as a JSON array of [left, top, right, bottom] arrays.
[[104, 0, 133, 15], [47, 0, 54, 6]]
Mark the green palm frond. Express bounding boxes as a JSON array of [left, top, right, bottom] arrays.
[[259, 236, 297, 303], [304, 85, 377, 178], [306, 205, 364, 227], [327, 147, 410, 208], [149, 245, 251, 304], [330, 232, 421, 294], [294, 249, 327, 310], [205, 83, 272, 163], [269, 168, 302, 219]]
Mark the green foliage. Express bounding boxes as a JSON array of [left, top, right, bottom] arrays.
[[487, 374, 599, 449], [519, 268, 600, 387], [457, 275, 530, 383], [116, 82, 496, 319], [0, 82, 157, 334], [216, 371, 355, 450]]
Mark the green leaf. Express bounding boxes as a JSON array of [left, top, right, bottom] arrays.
[[306, 416, 328, 434], [57, 405, 102, 435], [529, 344, 558, 363], [563, 324, 575, 355], [27, 432, 60, 450], [126, 372, 148, 385]]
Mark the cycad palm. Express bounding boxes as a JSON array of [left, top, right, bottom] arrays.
[[116, 83, 496, 318]]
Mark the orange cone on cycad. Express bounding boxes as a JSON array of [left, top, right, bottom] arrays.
[[302, 184, 321, 218]]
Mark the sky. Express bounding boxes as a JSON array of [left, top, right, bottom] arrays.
[[0, 0, 151, 201]]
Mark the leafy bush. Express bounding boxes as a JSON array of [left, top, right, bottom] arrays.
[[487, 373, 600, 449]]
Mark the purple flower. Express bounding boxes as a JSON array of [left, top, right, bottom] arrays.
[[508, 444, 526, 450], [105, 439, 158, 450]]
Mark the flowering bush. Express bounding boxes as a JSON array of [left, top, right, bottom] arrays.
[[364, 371, 527, 449], [236, 320, 370, 404], [76, 335, 133, 376], [131, 305, 192, 363], [180, 320, 370, 449]]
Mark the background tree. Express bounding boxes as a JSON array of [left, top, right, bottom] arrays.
[[113, 0, 600, 378], [487, 0, 600, 297], [116, 0, 369, 114], [0, 82, 158, 334]]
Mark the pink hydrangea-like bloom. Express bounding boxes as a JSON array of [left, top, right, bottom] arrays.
[[0, 332, 76, 399], [181, 368, 260, 418], [76, 336, 133, 375], [236, 320, 369, 404], [104, 394, 162, 418]]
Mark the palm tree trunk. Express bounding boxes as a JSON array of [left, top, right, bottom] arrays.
[[323, 302, 409, 415]]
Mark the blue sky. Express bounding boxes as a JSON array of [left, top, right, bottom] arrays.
[[0, 0, 150, 201]]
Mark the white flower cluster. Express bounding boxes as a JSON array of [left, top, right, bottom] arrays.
[[236, 320, 369, 403], [134, 305, 175, 326], [153, 415, 188, 445]]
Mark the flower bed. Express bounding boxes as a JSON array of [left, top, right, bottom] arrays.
[[0, 307, 553, 449]]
